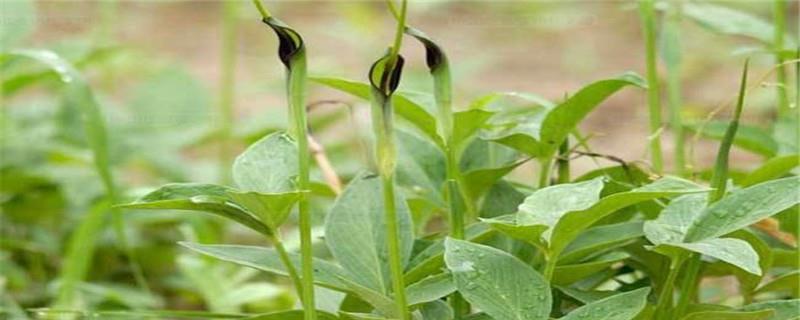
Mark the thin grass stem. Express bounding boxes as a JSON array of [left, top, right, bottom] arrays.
[[639, 0, 664, 173]]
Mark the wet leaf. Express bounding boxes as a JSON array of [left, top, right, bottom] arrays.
[[232, 132, 298, 194], [684, 176, 800, 242], [444, 238, 551, 320], [560, 287, 650, 320], [325, 173, 414, 294]]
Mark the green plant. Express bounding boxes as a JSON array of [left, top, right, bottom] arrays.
[[250, 2, 317, 319], [4, 1, 800, 320]]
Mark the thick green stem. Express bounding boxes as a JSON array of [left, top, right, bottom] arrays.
[[539, 158, 553, 188], [269, 233, 304, 299], [382, 174, 410, 320], [289, 56, 316, 320], [774, 0, 790, 117], [542, 249, 558, 281], [655, 256, 685, 320], [674, 254, 702, 318], [664, 1, 686, 176], [639, 0, 664, 173], [218, 0, 238, 184], [373, 2, 410, 318], [252, 1, 316, 316]]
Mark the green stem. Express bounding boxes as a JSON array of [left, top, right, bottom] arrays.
[[219, 0, 238, 184], [543, 252, 557, 281], [774, 0, 789, 117], [269, 233, 304, 300], [382, 174, 410, 320], [375, 2, 410, 318], [664, 0, 686, 176], [639, 0, 664, 174], [655, 256, 685, 320], [388, 0, 406, 60], [290, 54, 316, 320], [539, 158, 553, 188], [674, 254, 702, 318], [251, 0, 271, 19], [557, 141, 570, 184], [252, 0, 315, 315]]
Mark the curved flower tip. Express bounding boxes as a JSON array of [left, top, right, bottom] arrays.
[[262, 17, 304, 69], [404, 26, 447, 72], [369, 52, 405, 97]]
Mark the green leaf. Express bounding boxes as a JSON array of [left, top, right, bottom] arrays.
[[707, 60, 748, 203], [561, 287, 650, 320], [452, 109, 495, 149], [334, 275, 396, 317], [548, 176, 709, 258], [339, 312, 390, 320], [246, 310, 338, 320], [483, 214, 548, 249], [754, 270, 800, 295], [516, 177, 605, 241], [226, 190, 303, 230], [444, 238, 551, 320], [395, 129, 446, 206], [741, 154, 799, 187], [552, 252, 630, 286], [685, 121, 777, 157], [461, 159, 529, 200], [738, 299, 800, 320], [418, 300, 453, 320], [484, 73, 645, 158], [559, 221, 644, 265], [324, 173, 414, 294], [682, 2, 793, 46], [644, 194, 706, 245], [683, 176, 800, 242], [232, 131, 298, 193], [404, 223, 495, 284], [180, 243, 351, 292], [662, 238, 762, 275], [479, 180, 526, 219], [557, 287, 617, 304], [310, 76, 442, 146], [405, 273, 455, 306], [120, 183, 271, 236], [680, 310, 774, 320]]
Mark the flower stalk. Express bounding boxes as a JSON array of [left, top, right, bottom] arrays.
[[252, 2, 316, 318], [368, 1, 410, 318]]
